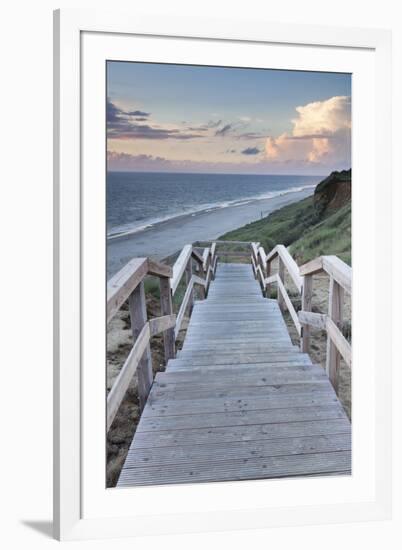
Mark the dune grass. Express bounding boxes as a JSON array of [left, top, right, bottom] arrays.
[[220, 195, 351, 266]]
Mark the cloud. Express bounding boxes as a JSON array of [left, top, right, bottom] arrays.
[[206, 119, 222, 128], [107, 149, 328, 175], [107, 151, 171, 170], [265, 96, 351, 167], [107, 99, 204, 141], [215, 123, 233, 137], [292, 96, 351, 137], [238, 131, 266, 140], [126, 110, 150, 117], [241, 147, 261, 155]]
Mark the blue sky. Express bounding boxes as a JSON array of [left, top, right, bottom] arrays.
[[107, 61, 351, 175]]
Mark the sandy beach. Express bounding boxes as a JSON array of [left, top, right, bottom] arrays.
[[107, 186, 315, 278]]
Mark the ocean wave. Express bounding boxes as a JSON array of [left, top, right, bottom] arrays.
[[107, 183, 316, 241]]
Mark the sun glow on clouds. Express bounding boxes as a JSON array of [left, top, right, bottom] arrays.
[[107, 94, 351, 174], [265, 96, 351, 165]]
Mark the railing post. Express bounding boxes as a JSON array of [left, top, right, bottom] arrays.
[[300, 274, 313, 353], [326, 277, 344, 391], [277, 257, 285, 311], [159, 276, 175, 361], [128, 281, 153, 411]]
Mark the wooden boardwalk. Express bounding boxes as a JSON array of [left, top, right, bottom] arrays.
[[117, 262, 351, 487]]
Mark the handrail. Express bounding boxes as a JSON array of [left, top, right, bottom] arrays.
[[107, 242, 217, 428], [251, 241, 352, 394], [265, 244, 303, 292], [300, 255, 351, 295], [107, 257, 172, 323], [107, 314, 176, 430]]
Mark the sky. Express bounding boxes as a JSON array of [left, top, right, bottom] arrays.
[[107, 62, 351, 175]]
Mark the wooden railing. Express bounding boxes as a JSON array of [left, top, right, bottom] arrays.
[[251, 243, 352, 393], [106, 243, 217, 430], [251, 243, 303, 335], [299, 255, 351, 391]]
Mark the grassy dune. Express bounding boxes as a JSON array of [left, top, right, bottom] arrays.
[[220, 170, 351, 265]]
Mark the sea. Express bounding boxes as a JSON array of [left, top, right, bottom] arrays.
[[107, 171, 322, 240]]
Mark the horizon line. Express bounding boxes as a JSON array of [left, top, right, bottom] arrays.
[[106, 169, 335, 178]]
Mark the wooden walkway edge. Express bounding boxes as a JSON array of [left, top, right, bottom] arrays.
[[117, 262, 351, 487]]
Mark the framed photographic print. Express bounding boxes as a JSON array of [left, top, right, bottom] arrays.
[[54, 9, 392, 540]]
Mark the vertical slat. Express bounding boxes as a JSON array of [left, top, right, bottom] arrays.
[[265, 259, 272, 297], [185, 257, 194, 313], [301, 275, 313, 353], [159, 277, 175, 360], [277, 257, 285, 311], [128, 282, 153, 410], [326, 277, 344, 391]]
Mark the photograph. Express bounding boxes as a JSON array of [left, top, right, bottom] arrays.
[[105, 61, 352, 488]]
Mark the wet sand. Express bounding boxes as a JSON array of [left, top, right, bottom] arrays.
[[107, 187, 314, 277]]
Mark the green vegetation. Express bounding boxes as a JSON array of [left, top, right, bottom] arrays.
[[290, 201, 351, 265], [220, 169, 351, 265]]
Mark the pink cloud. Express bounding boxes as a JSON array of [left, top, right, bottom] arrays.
[[265, 96, 351, 167]]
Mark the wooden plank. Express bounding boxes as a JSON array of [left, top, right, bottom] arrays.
[[213, 240, 253, 245], [151, 382, 336, 403], [192, 274, 207, 287], [258, 246, 267, 275], [107, 257, 148, 323], [169, 361, 313, 373], [118, 451, 351, 486], [251, 254, 257, 277], [181, 343, 297, 352], [185, 256, 194, 313], [191, 248, 204, 266], [171, 244, 192, 295], [210, 242, 216, 261], [299, 256, 324, 276], [156, 365, 325, 384], [256, 265, 265, 292], [326, 317, 351, 368], [202, 247, 210, 271], [277, 257, 285, 311], [265, 273, 278, 286], [175, 350, 303, 361], [251, 242, 260, 266], [276, 245, 303, 292], [162, 362, 317, 378], [124, 433, 350, 468], [137, 404, 346, 432], [300, 274, 313, 352], [276, 275, 302, 335], [323, 256, 352, 294], [266, 244, 279, 262], [144, 392, 339, 418], [159, 276, 175, 360], [326, 277, 344, 390], [148, 314, 176, 337], [128, 282, 152, 411], [146, 257, 172, 278], [174, 278, 195, 338], [211, 253, 218, 278], [131, 417, 350, 449], [299, 310, 327, 330], [107, 322, 150, 430], [216, 251, 250, 257]]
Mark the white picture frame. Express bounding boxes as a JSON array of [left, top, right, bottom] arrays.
[[54, 8, 392, 541]]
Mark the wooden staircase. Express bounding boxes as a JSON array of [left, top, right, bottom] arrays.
[[116, 261, 351, 487]]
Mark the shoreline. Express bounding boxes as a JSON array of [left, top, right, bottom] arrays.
[[107, 186, 315, 277]]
